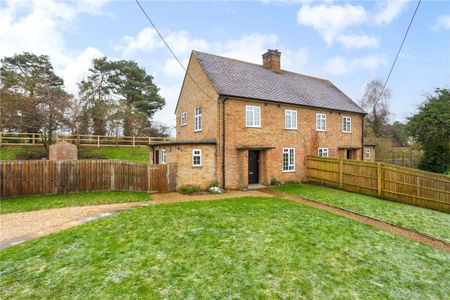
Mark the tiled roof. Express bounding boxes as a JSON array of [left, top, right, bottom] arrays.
[[194, 51, 366, 114]]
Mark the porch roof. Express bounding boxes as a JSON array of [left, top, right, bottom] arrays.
[[338, 146, 362, 150], [149, 139, 216, 147], [236, 145, 275, 150]]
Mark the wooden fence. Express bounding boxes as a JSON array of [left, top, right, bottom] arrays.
[[306, 156, 450, 213], [377, 149, 423, 168], [0, 132, 173, 148], [0, 160, 177, 198]]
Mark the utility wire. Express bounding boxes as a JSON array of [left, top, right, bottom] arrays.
[[134, 0, 215, 101], [374, 0, 421, 106]]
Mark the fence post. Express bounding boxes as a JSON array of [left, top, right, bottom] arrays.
[[339, 159, 343, 188], [377, 163, 382, 196], [132, 136, 135, 148], [32, 133, 35, 145], [97, 135, 100, 148]]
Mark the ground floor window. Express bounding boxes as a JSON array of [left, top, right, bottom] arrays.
[[192, 149, 202, 166], [282, 148, 295, 172], [366, 148, 371, 160], [161, 148, 166, 164], [318, 148, 329, 157]]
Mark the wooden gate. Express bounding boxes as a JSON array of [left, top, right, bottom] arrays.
[[148, 164, 177, 193]]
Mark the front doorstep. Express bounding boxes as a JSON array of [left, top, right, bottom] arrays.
[[247, 184, 267, 190]]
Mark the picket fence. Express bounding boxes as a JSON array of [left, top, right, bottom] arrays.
[[306, 156, 450, 213]]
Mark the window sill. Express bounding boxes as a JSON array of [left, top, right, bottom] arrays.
[[284, 128, 298, 130], [192, 165, 202, 168], [342, 131, 352, 134], [246, 126, 261, 128], [194, 130, 202, 133], [316, 129, 326, 132], [282, 170, 296, 173]]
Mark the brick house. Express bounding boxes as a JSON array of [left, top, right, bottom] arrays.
[[150, 50, 374, 189]]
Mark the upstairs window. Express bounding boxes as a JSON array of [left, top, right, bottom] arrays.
[[342, 116, 351, 133], [316, 113, 326, 131], [161, 148, 166, 164], [195, 106, 202, 132], [192, 149, 202, 166], [318, 148, 329, 157], [366, 148, 371, 160], [181, 112, 187, 126], [282, 148, 295, 172], [246, 105, 261, 127], [285, 110, 298, 129]]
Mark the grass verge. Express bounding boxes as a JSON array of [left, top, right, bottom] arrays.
[[1, 191, 150, 214], [0, 146, 149, 163], [1, 197, 449, 298], [272, 183, 450, 242]]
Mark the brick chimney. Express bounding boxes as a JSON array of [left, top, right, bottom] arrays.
[[262, 49, 281, 72]]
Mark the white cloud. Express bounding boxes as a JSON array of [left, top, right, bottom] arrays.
[[432, 15, 450, 30], [115, 28, 162, 56], [0, 0, 109, 94], [62, 47, 104, 94], [336, 34, 379, 49], [374, 0, 409, 25], [297, 4, 367, 45], [219, 33, 278, 63], [324, 55, 386, 75]]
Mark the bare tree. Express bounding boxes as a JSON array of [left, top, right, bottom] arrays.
[[360, 79, 391, 137]]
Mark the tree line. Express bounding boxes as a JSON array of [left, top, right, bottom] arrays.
[[0, 52, 169, 150], [361, 79, 450, 174]]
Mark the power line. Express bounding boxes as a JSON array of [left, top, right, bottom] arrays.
[[374, 0, 422, 106], [134, 0, 215, 101]]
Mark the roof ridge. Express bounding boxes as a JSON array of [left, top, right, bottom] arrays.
[[193, 50, 330, 83]]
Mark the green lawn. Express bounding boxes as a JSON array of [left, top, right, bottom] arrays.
[[0, 192, 150, 214], [78, 147, 149, 163], [1, 197, 449, 299], [0, 146, 149, 163], [273, 183, 450, 243]]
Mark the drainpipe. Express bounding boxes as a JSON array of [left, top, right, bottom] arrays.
[[222, 96, 229, 188], [361, 115, 365, 161]]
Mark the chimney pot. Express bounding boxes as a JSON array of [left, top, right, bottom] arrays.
[[262, 49, 281, 72]]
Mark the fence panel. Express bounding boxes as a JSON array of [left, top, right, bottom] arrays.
[[0, 160, 177, 198], [306, 156, 450, 213]]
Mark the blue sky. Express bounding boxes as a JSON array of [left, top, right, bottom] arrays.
[[1, 0, 449, 133]]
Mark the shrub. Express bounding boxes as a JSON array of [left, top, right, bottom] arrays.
[[16, 147, 47, 160], [178, 184, 200, 195], [270, 178, 279, 186], [210, 180, 220, 188]]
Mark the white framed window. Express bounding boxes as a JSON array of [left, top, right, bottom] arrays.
[[194, 106, 202, 132], [181, 112, 187, 126], [316, 113, 326, 131], [161, 148, 166, 164], [192, 149, 202, 166], [282, 148, 295, 172], [285, 109, 298, 129], [366, 148, 371, 160], [318, 148, 329, 157], [342, 116, 351, 133], [246, 105, 261, 127]]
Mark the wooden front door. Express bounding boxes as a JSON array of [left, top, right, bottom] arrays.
[[154, 150, 160, 164], [248, 150, 260, 184]]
